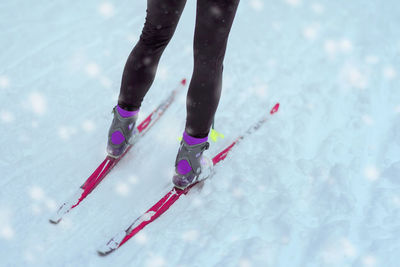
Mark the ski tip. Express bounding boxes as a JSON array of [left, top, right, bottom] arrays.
[[270, 103, 280, 115], [49, 217, 61, 224], [181, 78, 187, 86], [97, 234, 124, 256], [97, 247, 114, 256], [97, 250, 109, 257]]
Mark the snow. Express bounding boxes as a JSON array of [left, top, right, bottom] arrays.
[[310, 3, 324, 15], [1, 0, 400, 266], [85, 63, 101, 77], [250, 0, 264, 11], [98, 2, 116, 19], [0, 110, 15, 123], [302, 25, 319, 41], [0, 75, 10, 88], [383, 66, 397, 80], [82, 120, 96, 133], [28, 92, 47, 116], [0, 210, 15, 240]]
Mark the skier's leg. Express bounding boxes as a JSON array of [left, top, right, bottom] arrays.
[[173, 0, 240, 188], [185, 0, 240, 138], [108, 0, 186, 158], [118, 0, 187, 111]]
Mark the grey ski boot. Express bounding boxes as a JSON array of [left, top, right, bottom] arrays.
[[172, 138, 213, 189], [107, 106, 138, 158]]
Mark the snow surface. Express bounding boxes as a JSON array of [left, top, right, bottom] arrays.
[[1, 0, 400, 266]]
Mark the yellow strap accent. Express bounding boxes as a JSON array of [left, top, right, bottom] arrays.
[[210, 128, 225, 142], [178, 130, 224, 143]]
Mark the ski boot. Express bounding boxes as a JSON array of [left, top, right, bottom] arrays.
[[173, 132, 213, 189], [107, 105, 138, 158]]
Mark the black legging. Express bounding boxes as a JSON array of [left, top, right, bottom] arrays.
[[118, 0, 240, 138]]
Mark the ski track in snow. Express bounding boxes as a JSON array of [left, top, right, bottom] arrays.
[[1, 0, 400, 266]]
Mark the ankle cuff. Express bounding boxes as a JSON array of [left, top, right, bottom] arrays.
[[183, 131, 208, 146], [117, 105, 139, 118]]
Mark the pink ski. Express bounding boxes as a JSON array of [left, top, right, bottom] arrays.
[[97, 102, 280, 255], [49, 79, 187, 224]]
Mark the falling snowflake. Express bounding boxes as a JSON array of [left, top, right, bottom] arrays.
[[58, 125, 77, 140], [362, 115, 374, 126], [306, 102, 315, 110], [324, 40, 337, 56], [340, 238, 357, 257], [0, 110, 14, 123], [0, 75, 10, 88], [311, 3, 324, 14], [255, 84, 268, 98], [0, 225, 14, 240], [31, 203, 42, 215], [250, 0, 264, 11], [134, 232, 148, 244], [29, 186, 45, 201], [324, 39, 353, 57], [393, 195, 400, 207], [115, 182, 130, 196], [210, 5, 222, 17], [339, 39, 353, 53], [28, 92, 47, 115], [394, 105, 400, 113], [99, 2, 115, 18], [28, 186, 61, 216], [303, 25, 319, 41], [157, 65, 169, 81], [239, 258, 252, 267], [45, 198, 57, 211], [58, 127, 70, 140], [321, 238, 358, 264], [99, 76, 112, 88], [82, 120, 96, 132], [86, 63, 100, 77], [248, 84, 268, 99], [284, 0, 301, 7], [364, 166, 380, 181], [341, 65, 368, 89], [383, 66, 397, 80], [0, 209, 14, 240], [128, 175, 139, 185], [183, 45, 191, 55], [362, 255, 378, 267], [190, 196, 204, 207]]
